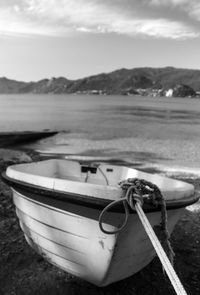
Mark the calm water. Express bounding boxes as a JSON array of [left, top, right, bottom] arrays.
[[1, 94, 200, 136], [1, 94, 200, 151]]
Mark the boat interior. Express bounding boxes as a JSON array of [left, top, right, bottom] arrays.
[[7, 159, 194, 198]]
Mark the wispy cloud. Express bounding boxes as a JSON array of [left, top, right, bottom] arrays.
[[0, 0, 199, 39]]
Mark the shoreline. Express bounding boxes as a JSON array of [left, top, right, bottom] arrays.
[[30, 131, 200, 171]]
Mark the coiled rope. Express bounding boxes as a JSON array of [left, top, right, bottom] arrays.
[[98, 178, 187, 295]]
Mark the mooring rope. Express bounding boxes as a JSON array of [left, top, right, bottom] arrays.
[[121, 178, 175, 265], [99, 178, 174, 263], [134, 200, 187, 295], [98, 178, 187, 295]]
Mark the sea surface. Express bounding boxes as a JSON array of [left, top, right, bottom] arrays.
[[1, 94, 200, 167]]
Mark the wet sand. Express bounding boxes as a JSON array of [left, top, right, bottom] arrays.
[[0, 148, 200, 295]]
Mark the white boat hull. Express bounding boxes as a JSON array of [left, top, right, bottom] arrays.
[[3, 159, 197, 286], [12, 188, 183, 286]]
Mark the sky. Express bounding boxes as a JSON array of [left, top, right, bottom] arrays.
[[1, 0, 200, 81]]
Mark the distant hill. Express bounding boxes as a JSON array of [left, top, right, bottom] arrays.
[[0, 77, 26, 93], [1, 67, 200, 94]]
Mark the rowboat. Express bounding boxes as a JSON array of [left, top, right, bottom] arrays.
[[0, 130, 57, 147], [2, 159, 198, 286]]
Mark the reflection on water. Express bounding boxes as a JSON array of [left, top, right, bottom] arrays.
[[107, 105, 200, 123]]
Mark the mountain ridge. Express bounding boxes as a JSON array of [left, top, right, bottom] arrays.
[[1, 67, 200, 94]]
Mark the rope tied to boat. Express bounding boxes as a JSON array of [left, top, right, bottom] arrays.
[[121, 178, 175, 265], [99, 178, 174, 264], [99, 178, 187, 295]]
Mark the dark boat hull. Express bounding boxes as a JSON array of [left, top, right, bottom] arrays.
[[0, 131, 57, 147]]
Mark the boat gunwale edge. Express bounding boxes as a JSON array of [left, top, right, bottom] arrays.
[[1, 172, 199, 213]]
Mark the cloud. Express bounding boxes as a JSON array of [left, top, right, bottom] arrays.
[[149, 0, 200, 22], [188, 3, 200, 22], [0, 0, 199, 39]]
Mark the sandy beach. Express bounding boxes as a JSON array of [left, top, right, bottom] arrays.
[[0, 147, 200, 295]]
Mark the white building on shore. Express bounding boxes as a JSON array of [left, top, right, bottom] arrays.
[[165, 89, 173, 97]]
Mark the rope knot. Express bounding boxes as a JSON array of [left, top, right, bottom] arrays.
[[119, 178, 159, 208], [123, 185, 144, 209], [99, 177, 174, 265]]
